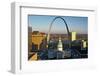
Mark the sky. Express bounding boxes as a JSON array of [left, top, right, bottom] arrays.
[[28, 15, 88, 34]]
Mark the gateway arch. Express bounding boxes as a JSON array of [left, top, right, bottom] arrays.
[[47, 16, 71, 48]]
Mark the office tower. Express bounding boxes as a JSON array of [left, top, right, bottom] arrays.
[[82, 40, 87, 48], [71, 32, 76, 41], [28, 26, 32, 52], [32, 31, 46, 50]]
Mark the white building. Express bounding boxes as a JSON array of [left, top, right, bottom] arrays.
[[82, 40, 87, 48], [71, 32, 76, 41]]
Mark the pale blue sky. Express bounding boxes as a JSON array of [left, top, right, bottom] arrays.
[[28, 15, 88, 34]]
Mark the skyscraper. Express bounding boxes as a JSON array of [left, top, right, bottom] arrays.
[[82, 40, 87, 48], [71, 32, 76, 41]]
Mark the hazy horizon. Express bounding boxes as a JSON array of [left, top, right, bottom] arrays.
[[28, 15, 88, 34]]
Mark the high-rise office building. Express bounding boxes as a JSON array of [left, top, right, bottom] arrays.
[[71, 32, 76, 41], [82, 40, 87, 48], [32, 31, 46, 50], [28, 26, 32, 52]]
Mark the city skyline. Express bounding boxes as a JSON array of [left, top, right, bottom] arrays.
[[28, 15, 88, 34], [28, 15, 88, 60]]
